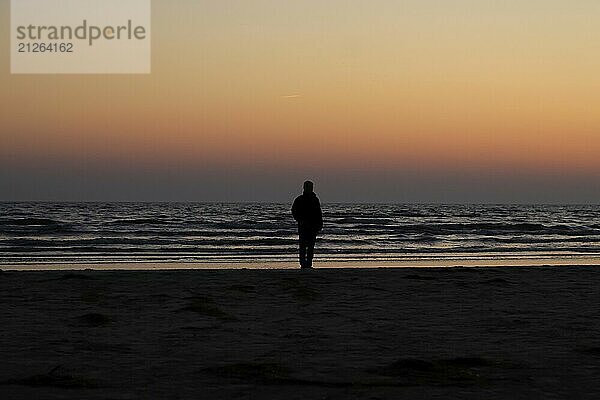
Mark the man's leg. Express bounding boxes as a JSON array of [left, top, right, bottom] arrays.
[[306, 235, 316, 267], [298, 234, 307, 268]]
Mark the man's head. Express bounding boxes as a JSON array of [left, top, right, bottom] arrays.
[[303, 180, 314, 194]]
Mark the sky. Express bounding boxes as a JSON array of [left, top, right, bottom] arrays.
[[1, 0, 599, 203]]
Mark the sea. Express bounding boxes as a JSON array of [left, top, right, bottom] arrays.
[[1, 202, 599, 267]]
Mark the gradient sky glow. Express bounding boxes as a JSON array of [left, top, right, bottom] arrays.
[[1, 0, 599, 202]]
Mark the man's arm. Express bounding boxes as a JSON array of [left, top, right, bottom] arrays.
[[316, 199, 323, 231]]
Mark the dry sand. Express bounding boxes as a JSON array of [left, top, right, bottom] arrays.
[[1, 266, 600, 399]]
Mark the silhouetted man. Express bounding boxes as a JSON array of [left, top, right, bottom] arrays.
[[292, 180, 323, 269]]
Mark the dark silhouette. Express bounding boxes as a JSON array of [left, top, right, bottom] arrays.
[[292, 180, 323, 269]]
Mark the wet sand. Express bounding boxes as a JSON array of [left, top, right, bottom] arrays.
[[1, 267, 600, 399]]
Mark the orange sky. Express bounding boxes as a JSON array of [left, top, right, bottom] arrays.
[[1, 0, 599, 201]]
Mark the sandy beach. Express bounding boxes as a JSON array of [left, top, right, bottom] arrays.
[[1, 266, 600, 399]]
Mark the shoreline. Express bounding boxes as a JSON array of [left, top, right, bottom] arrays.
[[3, 257, 600, 271]]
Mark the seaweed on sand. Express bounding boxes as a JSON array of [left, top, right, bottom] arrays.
[[576, 346, 600, 356], [0, 365, 98, 389], [368, 357, 497, 386], [202, 362, 291, 383], [179, 295, 237, 321], [280, 278, 320, 302], [75, 312, 111, 327], [49, 273, 96, 281], [228, 284, 256, 293]]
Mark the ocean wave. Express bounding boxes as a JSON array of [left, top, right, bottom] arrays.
[[106, 218, 174, 226], [2, 202, 600, 264], [0, 217, 74, 234], [0, 217, 65, 226]]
